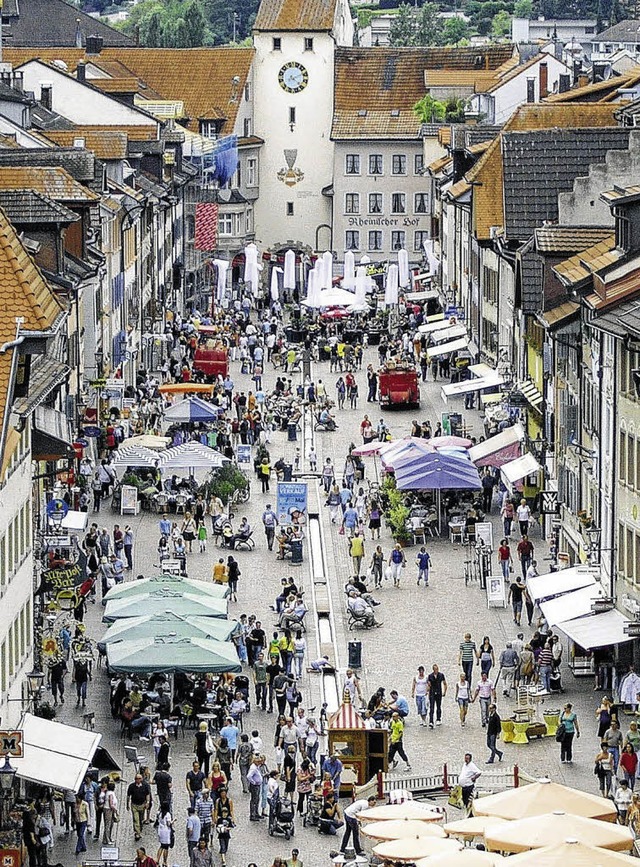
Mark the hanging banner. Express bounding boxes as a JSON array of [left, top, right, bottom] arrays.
[[276, 482, 308, 525]]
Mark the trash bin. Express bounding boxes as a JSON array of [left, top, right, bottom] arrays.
[[290, 539, 303, 565], [287, 422, 298, 442], [348, 640, 362, 669], [283, 464, 293, 481]]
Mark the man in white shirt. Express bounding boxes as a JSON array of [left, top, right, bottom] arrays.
[[516, 499, 531, 536], [459, 753, 481, 810], [340, 796, 377, 856]]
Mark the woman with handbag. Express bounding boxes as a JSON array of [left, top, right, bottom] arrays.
[[595, 743, 614, 797], [156, 805, 172, 867], [212, 786, 235, 867], [194, 722, 212, 777], [558, 702, 580, 764]]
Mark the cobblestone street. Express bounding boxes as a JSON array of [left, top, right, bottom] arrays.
[[50, 342, 603, 867]]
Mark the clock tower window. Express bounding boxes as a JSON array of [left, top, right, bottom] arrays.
[[304, 37, 314, 51], [273, 37, 282, 51], [289, 107, 296, 126]]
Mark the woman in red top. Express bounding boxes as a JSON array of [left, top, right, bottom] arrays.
[[497, 539, 512, 580], [621, 743, 638, 789]]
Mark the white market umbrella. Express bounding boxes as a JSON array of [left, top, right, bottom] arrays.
[[416, 852, 505, 867], [355, 265, 368, 305], [362, 820, 447, 841], [316, 286, 358, 307], [398, 247, 410, 288], [484, 811, 634, 854], [359, 803, 443, 823], [384, 262, 399, 306], [373, 836, 462, 862], [302, 269, 321, 309], [120, 434, 170, 451], [283, 249, 296, 290], [270, 266, 282, 302], [157, 441, 227, 472], [425, 238, 440, 276], [322, 250, 333, 289], [343, 250, 355, 289], [112, 445, 159, 473]]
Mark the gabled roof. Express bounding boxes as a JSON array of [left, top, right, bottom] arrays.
[[0, 204, 64, 435], [331, 109, 421, 140], [41, 129, 128, 161], [0, 166, 99, 203], [4, 47, 254, 135], [484, 52, 569, 94], [254, 0, 337, 31], [545, 70, 640, 103], [1, 0, 133, 46], [593, 19, 640, 43], [0, 190, 80, 224], [534, 225, 614, 253], [502, 127, 630, 241], [466, 102, 622, 240], [553, 234, 619, 285]]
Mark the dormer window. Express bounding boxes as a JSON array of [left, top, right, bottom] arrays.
[[615, 207, 631, 251], [199, 119, 222, 139]]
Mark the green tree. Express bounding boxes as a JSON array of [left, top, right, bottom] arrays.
[[442, 16, 469, 45], [491, 9, 511, 37], [513, 0, 533, 15], [144, 10, 163, 45], [389, 3, 416, 45], [183, 0, 206, 45], [413, 93, 447, 122], [414, 2, 445, 45]]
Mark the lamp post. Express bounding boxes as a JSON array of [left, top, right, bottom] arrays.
[[0, 756, 17, 832]]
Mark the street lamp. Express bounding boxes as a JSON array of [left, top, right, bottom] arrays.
[[0, 756, 17, 831], [26, 669, 45, 709]]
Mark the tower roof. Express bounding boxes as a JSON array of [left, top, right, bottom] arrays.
[[254, 0, 337, 32]]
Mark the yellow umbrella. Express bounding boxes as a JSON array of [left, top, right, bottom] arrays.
[[415, 851, 505, 867], [360, 802, 444, 823], [473, 780, 618, 822], [373, 836, 462, 862], [361, 819, 447, 841], [502, 839, 640, 866], [444, 816, 509, 840], [485, 811, 634, 853]]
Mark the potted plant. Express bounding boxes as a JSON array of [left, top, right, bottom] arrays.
[[381, 476, 412, 545]]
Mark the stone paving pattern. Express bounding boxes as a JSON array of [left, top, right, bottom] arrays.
[[48, 341, 606, 867]]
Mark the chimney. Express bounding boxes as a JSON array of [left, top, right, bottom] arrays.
[[12, 71, 23, 92], [77, 61, 86, 83], [40, 82, 52, 110], [526, 77, 535, 103], [578, 73, 589, 88], [86, 35, 103, 55], [559, 73, 571, 93], [573, 60, 581, 84], [539, 61, 548, 98]]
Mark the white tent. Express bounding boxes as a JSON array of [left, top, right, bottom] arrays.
[[13, 712, 102, 792], [303, 286, 357, 307], [157, 441, 227, 472], [431, 324, 468, 344]]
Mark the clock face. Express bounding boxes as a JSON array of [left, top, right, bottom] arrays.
[[278, 62, 309, 94]]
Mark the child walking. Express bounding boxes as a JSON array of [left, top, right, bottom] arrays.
[[198, 523, 208, 553]]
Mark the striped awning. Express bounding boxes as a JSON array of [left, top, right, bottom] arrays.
[[517, 379, 544, 411], [329, 702, 366, 730]]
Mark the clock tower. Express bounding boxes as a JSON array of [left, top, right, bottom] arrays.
[[252, 0, 353, 253]]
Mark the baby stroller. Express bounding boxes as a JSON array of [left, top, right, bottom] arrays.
[[303, 792, 323, 827], [234, 674, 251, 712], [269, 796, 295, 840]]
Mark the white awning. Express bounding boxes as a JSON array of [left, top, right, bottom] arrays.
[[540, 583, 606, 627], [557, 609, 634, 649], [425, 337, 469, 359], [431, 324, 468, 343], [500, 453, 541, 484], [517, 379, 544, 410], [48, 510, 88, 532], [441, 373, 504, 400], [404, 290, 438, 301], [528, 565, 599, 603], [418, 316, 449, 333], [469, 423, 525, 465], [13, 713, 102, 792]]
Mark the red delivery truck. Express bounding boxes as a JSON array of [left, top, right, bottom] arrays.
[[378, 362, 420, 408]]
